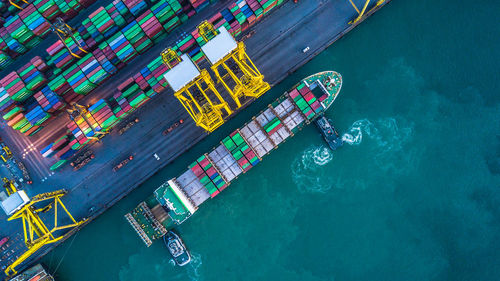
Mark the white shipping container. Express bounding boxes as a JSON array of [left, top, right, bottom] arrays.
[[253, 144, 265, 158], [262, 139, 274, 151], [248, 121, 259, 133], [270, 132, 283, 145], [230, 163, 242, 175], [255, 130, 266, 143], [263, 108, 275, 121], [278, 127, 290, 140], [256, 113, 268, 126]]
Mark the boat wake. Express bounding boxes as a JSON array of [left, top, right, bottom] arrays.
[[341, 119, 375, 145], [310, 145, 334, 165], [187, 252, 203, 281], [342, 118, 414, 173], [292, 145, 334, 193]]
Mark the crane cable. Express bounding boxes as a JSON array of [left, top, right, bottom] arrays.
[[51, 230, 80, 276]]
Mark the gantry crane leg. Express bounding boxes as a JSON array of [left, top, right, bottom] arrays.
[[199, 70, 232, 115], [348, 0, 385, 24], [197, 22, 269, 109], [162, 47, 231, 132], [4, 190, 86, 277]]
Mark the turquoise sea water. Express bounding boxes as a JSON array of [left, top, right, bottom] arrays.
[[42, 0, 500, 280]]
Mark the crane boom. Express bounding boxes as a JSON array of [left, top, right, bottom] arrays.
[[2, 184, 86, 277]]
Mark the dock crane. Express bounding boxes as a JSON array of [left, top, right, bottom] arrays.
[[1, 144, 13, 163], [161, 48, 232, 133], [3, 177, 18, 196], [0, 181, 86, 277], [67, 103, 108, 141], [197, 21, 270, 108], [51, 17, 88, 58], [348, 0, 385, 24]]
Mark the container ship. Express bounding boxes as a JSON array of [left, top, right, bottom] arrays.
[[125, 70, 342, 247]]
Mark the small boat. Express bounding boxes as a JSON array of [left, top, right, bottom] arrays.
[[164, 231, 191, 266], [314, 116, 343, 150]]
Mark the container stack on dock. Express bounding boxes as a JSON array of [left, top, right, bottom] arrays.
[[0, 86, 14, 112], [0, 56, 57, 135], [109, 91, 134, 119], [47, 74, 80, 104], [34, 86, 65, 113], [115, 78, 150, 109], [125, 72, 342, 247], [88, 99, 119, 130], [6, 0, 288, 95], [1, 72, 32, 102], [1, 0, 291, 172], [46, 32, 88, 69], [0, 0, 98, 69]]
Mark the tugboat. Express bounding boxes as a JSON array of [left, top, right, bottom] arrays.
[[315, 116, 343, 150], [164, 231, 191, 266]]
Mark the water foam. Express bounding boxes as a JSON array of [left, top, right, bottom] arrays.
[[341, 119, 375, 145], [292, 145, 335, 193], [343, 117, 414, 173], [187, 252, 203, 281]]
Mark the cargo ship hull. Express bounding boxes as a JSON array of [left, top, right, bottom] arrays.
[[125, 71, 342, 246]]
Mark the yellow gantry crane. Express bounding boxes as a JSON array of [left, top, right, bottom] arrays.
[[348, 0, 385, 24], [1, 182, 86, 277], [161, 48, 232, 132], [67, 103, 108, 141], [3, 178, 17, 196], [51, 17, 88, 58], [197, 21, 270, 108], [1, 144, 13, 163]]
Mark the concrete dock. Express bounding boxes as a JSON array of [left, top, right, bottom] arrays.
[[0, 0, 390, 277]]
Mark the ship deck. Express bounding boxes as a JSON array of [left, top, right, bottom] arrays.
[[304, 71, 342, 109], [0, 0, 390, 276], [125, 70, 341, 246]]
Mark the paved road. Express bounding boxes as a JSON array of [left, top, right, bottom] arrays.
[[0, 0, 389, 275]]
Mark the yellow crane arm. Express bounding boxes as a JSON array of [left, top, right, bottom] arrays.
[[4, 239, 48, 277], [349, 0, 385, 24], [4, 190, 86, 277], [348, 0, 360, 13], [3, 178, 18, 196]]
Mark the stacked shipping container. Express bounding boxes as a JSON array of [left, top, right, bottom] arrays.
[[189, 155, 227, 198], [1, 0, 289, 171], [0, 0, 97, 69], [180, 82, 319, 205], [126, 75, 342, 246]]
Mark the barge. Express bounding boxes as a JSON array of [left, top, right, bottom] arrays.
[[125, 70, 342, 246]]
